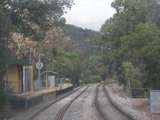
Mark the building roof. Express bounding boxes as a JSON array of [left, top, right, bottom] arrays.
[[9, 58, 32, 65]]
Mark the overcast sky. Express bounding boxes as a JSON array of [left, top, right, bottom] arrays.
[[64, 0, 115, 31]]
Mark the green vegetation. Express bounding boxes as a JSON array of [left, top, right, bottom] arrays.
[[0, 0, 73, 108], [0, 0, 11, 106], [63, 24, 98, 43], [10, 0, 73, 40], [0, 89, 6, 109], [54, 50, 82, 86], [2, 0, 160, 109], [98, 0, 160, 89], [61, 25, 101, 84], [0, 1, 99, 92]]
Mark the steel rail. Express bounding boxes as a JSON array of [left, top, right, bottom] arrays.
[[103, 84, 133, 120], [94, 84, 108, 120], [94, 84, 133, 120], [29, 87, 82, 120], [54, 86, 89, 120]]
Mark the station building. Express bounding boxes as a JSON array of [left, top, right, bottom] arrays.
[[3, 58, 34, 94]]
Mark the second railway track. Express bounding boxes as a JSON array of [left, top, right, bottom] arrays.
[[94, 84, 108, 120], [94, 84, 133, 120]]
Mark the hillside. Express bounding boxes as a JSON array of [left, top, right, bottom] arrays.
[[63, 24, 99, 47]]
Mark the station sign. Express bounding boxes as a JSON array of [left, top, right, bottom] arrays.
[[36, 62, 44, 70]]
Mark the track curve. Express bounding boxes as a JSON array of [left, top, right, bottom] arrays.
[[94, 84, 132, 120]]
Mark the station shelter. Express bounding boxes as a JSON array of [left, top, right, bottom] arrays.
[[3, 58, 34, 94]]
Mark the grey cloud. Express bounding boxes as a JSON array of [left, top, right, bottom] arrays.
[[64, 0, 115, 31]]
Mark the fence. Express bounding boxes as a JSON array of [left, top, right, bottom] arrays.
[[129, 88, 150, 98]]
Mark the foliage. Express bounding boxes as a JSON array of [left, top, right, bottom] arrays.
[[0, 88, 6, 109], [121, 23, 160, 89], [9, 0, 73, 40], [83, 75, 101, 84], [0, 0, 11, 88], [98, 0, 160, 89], [54, 50, 82, 86], [63, 24, 98, 43], [0, 0, 73, 107], [63, 24, 99, 58], [5, 0, 96, 84], [0, 0, 73, 78], [122, 62, 143, 88]]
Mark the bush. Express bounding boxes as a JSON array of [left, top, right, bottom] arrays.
[[83, 75, 101, 84], [0, 88, 6, 109], [122, 62, 143, 88]]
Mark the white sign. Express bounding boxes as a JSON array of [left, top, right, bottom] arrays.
[[48, 76, 55, 87], [150, 90, 160, 113], [36, 62, 43, 70]]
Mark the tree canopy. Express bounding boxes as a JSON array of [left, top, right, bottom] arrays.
[[98, 0, 160, 89], [0, 0, 73, 89]]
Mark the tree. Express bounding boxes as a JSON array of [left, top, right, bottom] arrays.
[[0, 0, 73, 107], [55, 51, 82, 86], [0, 0, 11, 107], [122, 62, 143, 88], [121, 23, 160, 89], [0, 0, 11, 88], [10, 0, 73, 40], [98, 0, 160, 89]]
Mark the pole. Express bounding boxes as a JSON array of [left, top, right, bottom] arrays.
[[45, 71, 48, 88], [38, 68, 41, 89], [128, 79, 131, 97], [30, 66, 34, 92], [23, 66, 26, 93], [38, 54, 41, 89], [29, 48, 34, 92]]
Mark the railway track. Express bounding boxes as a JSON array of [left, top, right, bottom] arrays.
[[94, 84, 108, 120], [30, 84, 133, 120], [102, 85, 133, 120], [94, 84, 132, 120], [54, 86, 89, 120], [29, 87, 83, 120]]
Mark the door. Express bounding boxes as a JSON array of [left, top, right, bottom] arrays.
[[23, 66, 33, 93]]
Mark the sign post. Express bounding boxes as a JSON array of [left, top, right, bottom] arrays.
[[36, 61, 43, 88]]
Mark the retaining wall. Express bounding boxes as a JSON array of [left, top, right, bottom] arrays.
[[9, 86, 73, 109]]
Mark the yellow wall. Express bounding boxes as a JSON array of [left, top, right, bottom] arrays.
[[7, 65, 20, 93]]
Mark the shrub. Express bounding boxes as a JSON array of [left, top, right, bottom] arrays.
[[122, 62, 143, 88], [0, 88, 6, 109]]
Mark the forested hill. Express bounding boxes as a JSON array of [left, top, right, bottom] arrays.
[[63, 24, 99, 44]]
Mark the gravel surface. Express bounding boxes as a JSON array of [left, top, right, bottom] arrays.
[[98, 85, 130, 120], [63, 84, 100, 120], [106, 83, 150, 120], [34, 84, 132, 120], [10, 84, 141, 120], [33, 87, 87, 120]]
